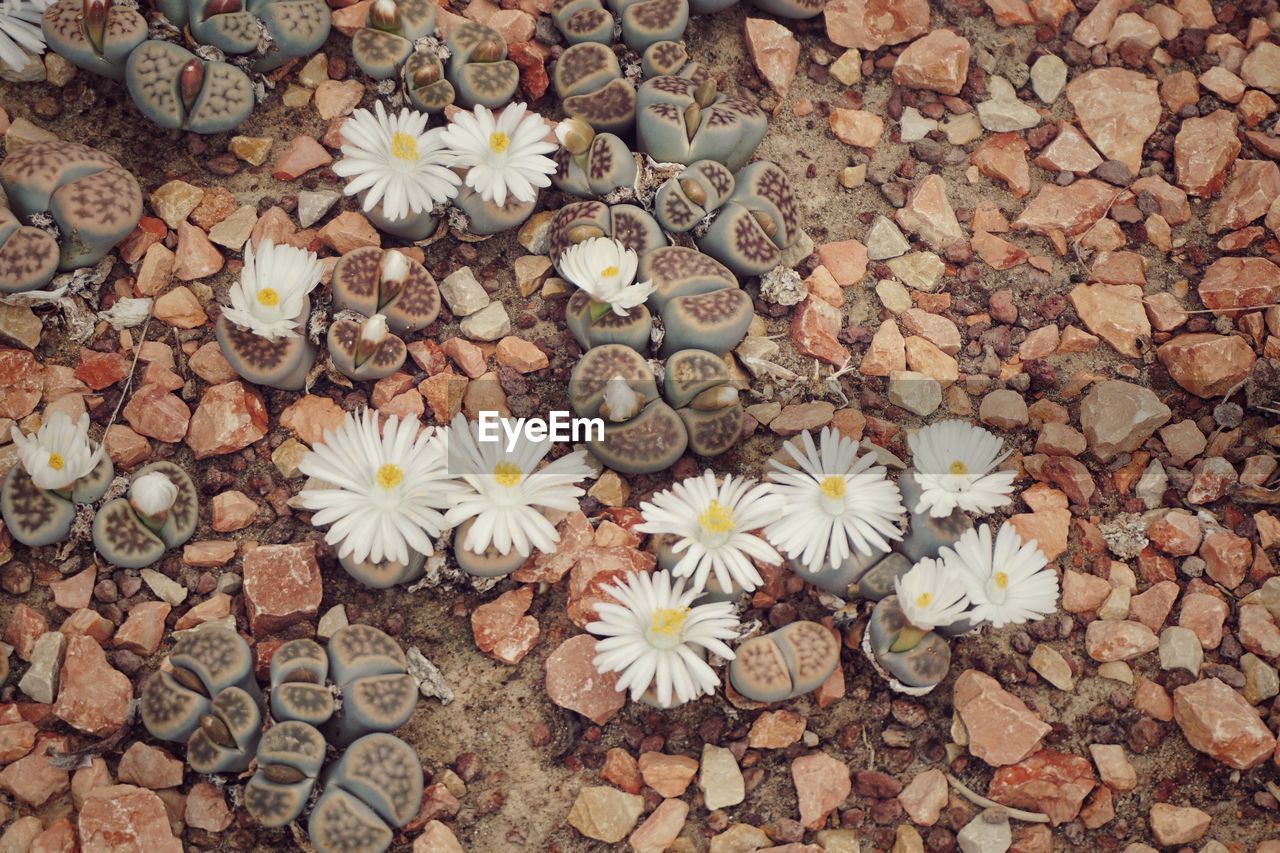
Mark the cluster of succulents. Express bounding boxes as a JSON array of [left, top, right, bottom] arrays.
[[0, 139, 142, 294], [155, 0, 331, 72], [142, 625, 422, 852], [0, 428, 113, 546]]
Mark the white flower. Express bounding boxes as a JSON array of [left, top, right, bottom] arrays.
[[129, 472, 177, 519], [588, 570, 739, 708], [0, 0, 50, 73], [942, 524, 1059, 629], [557, 237, 656, 318], [221, 239, 324, 341], [908, 420, 1016, 518], [297, 410, 453, 565], [443, 413, 592, 558], [636, 471, 781, 594], [11, 412, 102, 491], [332, 101, 461, 222], [764, 427, 905, 574], [894, 557, 969, 632], [438, 102, 557, 207], [600, 375, 642, 422]]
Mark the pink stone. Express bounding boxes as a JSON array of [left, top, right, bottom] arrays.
[[1178, 592, 1229, 649], [211, 490, 259, 532], [79, 785, 182, 853], [314, 80, 364, 120], [242, 543, 322, 636], [117, 742, 183, 789], [1157, 333, 1257, 398], [173, 593, 232, 631], [816, 239, 868, 285], [544, 633, 626, 726], [494, 336, 548, 373], [602, 748, 642, 794], [954, 670, 1051, 767], [747, 709, 806, 749], [153, 286, 208, 329], [183, 540, 237, 567], [1069, 283, 1150, 358], [638, 752, 698, 798], [60, 609, 114, 645], [279, 394, 347, 445], [1175, 110, 1241, 197], [791, 751, 851, 830], [1014, 180, 1121, 244], [829, 109, 884, 148], [1198, 256, 1280, 317], [53, 635, 131, 736], [891, 29, 970, 96], [113, 601, 171, 657], [185, 782, 232, 832], [972, 230, 1029, 270], [895, 174, 963, 250], [1034, 123, 1103, 175], [1207, 160, 1280, 233], [188, 341, 238, 385], [972, 133, 1031, 198], [744, 18, 799, 97], [123, 382, 191, 443], [30, 816, 75, 852], [628, 799, 688, 853], [0, 735, 69, 806], [985, 0, 1034, 25], [1129, 581, 1179, 632], [1072, 0, 1124, 46], [0, 721, 37, 763], [4, 603, 48, 660], [1147, 509, 1202, 556], [442, 337, 488, 378], [1150, 803, 1212, 847], [1061, 570, 1110, 614], [566, 548, 655, 629], [1172, 678, 1277, 769], [1239, 604, 1280, 658], [859, 318, 906, 377], [75, 348, 129, 390], [471, 586, 540, 665], [272, 135, 333, 180], [173, 222, 223, 281], [319, 211, 380, 254], [988, 750, 1096, 826], [1064, 69, 1159, 174], [185, 381, 268, 459], [1084, 620, 1158, 662], [0, 348, 43, 419], [897, 768, 948, 826], [823, 0, 928, 50], [791, 297, 848, 367], [512, 511, 594, 584], [1201, 530, 1251, 589], [51, 566, 96, 611]]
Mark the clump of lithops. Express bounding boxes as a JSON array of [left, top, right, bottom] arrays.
[[0, 139, 142, 293], [1, 412, 113, 547], [654, 159, 800, 276], [350, 0, 436, 81], [155, 0, 331, 71], [125, 40, 255, 133], [327, 247, 441, 381], [92, 461, 198, 568], [215, 239, 324, 391], [552, 42, 636, 134], [552, 0, 690, 52], [567, 345, 683, 472], [636, 76, 768, 170], [41, 0, 146, 79], [141, 625, 422, 853], [551, 117, 640, 199]]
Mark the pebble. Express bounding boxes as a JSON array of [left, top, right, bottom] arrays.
[[1158, 626, 1202, 675], [699, 744, 745, 811], [440, 267, 491, 316], [1030, 54, 1068, 103]]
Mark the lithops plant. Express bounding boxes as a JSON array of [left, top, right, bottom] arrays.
[[125, 40, 255, 133], [244, 721, 329, 827], [156, 0, 330, 71], [41, 0, 146, 79], [655, 159, 800, 276], [0, 441, 112, 547], [453, 517, 527, 578], [569, 344, 690, 473], [308, 733, 424, 853], [269, 639, 334, 726], [140, 626, 264, 772], [0, 140, 142, 291], [327, 247, 440, 383], [728, 620, 839, 703], [662, 348, 742, 458], [452, 183, 538, 236], [551, 118, 639, 199], [351, 0, 435, 80], [553, 42, 636, 135], [215, 300, 317, 391], [323, 624, 420, 747], [549, 199, 666, 262], [443, 21, 519, 108], [552, 0, 689, 52], [862, 595, 951, 696], [92, 461, 198, 569], [636, 77, 767, 171]]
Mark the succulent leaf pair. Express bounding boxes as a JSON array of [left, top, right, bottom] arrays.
[[91, 461, 199, 569], [728, 620, 839, 702], [552, 0, 689, 52], [327, 246, 441, 383], [0, 140, 143, 294], [156, 0, 331, 71], [0, 450, 113, 546]]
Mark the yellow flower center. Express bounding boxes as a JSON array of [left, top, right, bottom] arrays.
[[257, 288, 280, 307], [820, 476, 845, 500], [489, 131, 509, 153], [698, 500, 734, 535], [600, 265, 619, 278], [914, 592, 933, 609], [993, 571, 1009, 590], [375, 463, 403, 490], [48, 452, 64, 471], [949, 460, 969, 475], [390, 131, 418, 161], [493, 460, 522, 488], [649, 607, 690, 638]]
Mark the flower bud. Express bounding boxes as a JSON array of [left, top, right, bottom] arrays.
[[600, 376, 642, 422], [82, 0, 110, 57], [555, 118, 594, 156], [369, 0, 400, 31], [354, 313, 389, 366], [179, 58, 204, 114], [378, 249, 410, 307], [130, 471, 178, 520]]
